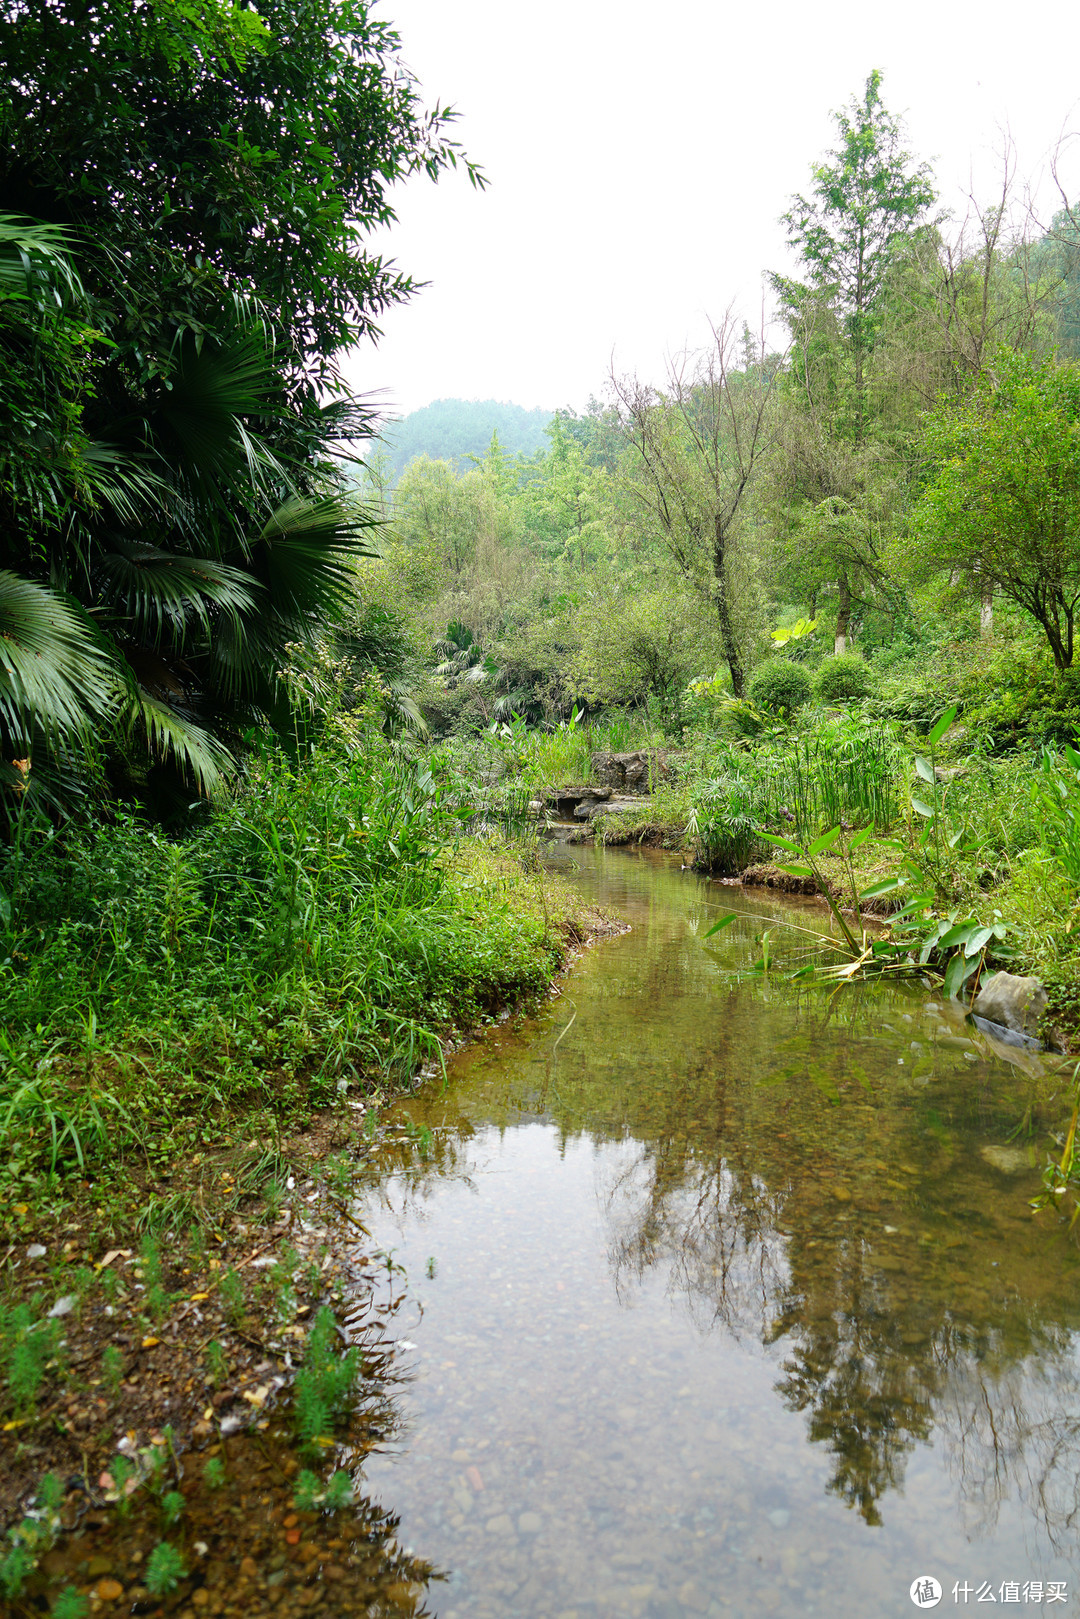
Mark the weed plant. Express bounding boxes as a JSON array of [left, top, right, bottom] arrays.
[[0, 722, 582, 1191], [294, 1305, 361, 1447]]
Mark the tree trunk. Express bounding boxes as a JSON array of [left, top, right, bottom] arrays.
[[834, 575, 851, 656], [980, 584, 993, 639], [713, 519, 744, 698]]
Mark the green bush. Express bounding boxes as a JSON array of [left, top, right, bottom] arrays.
[[747, 660, 812, 715], [814, 654, 875, 702]]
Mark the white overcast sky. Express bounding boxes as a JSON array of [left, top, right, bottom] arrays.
[[342, 0, 1080, 420]]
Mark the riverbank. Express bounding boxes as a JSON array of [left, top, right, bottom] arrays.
[[433, 711, 1080, 1051], [0, 734, 619, 1581]]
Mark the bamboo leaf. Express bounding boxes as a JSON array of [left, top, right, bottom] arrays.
[[777, 864, 813, 878], [928, 705, 958, 747], [911, 797, 935, 818], [859, 877, 904, 898], [704, 913, 738, 937], [914, 755, 935, 783], [760, 831, 801, 854], [807, 826, 841, 856], [848, 827, 872, 850]]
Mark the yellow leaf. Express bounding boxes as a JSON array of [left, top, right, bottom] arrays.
[[141, 1336, 160, 1349], [188, 1292, 210, 1302], [13, 1203, 28, 1216]]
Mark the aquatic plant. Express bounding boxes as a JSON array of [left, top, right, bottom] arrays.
[[144, 1542, 186, 1597], [294, 1305, 361, 1447]]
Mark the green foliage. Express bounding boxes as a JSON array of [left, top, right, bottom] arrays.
[[203, 1455, 227, 1489], [814, 653, 875, 702], [52, 1588, 89, 1619], [144, 1542, 187, 1598], [0, 0, 480, 805], [748, 660, 812, 715], [2, 1301, 61, 1413], [161, 1490, 185, 1527], [102, 1343, 124, 1396], [914, 352, 1080, 668], [294, 1306, 361, 1447]]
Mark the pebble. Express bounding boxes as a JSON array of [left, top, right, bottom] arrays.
[[768, 1509, 790, 1529], [517, 1512, 543, 1534], [484, 1513, 515, 1535]]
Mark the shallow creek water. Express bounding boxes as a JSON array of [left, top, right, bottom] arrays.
[[351, 843, 1080, 1619]]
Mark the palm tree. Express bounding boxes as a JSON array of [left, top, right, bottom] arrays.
[[1, 215, 383, 818]]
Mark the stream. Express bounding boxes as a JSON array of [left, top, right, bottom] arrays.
[[353, 843, 1080, 1618], [32, 843, 1080, 1617]]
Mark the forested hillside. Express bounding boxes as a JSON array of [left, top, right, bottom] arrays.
[[378, 397, 554, 478]]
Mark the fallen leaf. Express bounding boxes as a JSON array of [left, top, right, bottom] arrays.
[[141, 1336, 160, 1349], [188, 1291, 210, 1302], [97, 1247, 131, 1269]]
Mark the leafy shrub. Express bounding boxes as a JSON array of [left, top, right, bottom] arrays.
[[814, 654, 875, 702], [747, 660, 812, 715]]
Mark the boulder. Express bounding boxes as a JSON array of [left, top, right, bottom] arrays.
[[971, 972, 1047, 1041], [591, 750, 668, 794]]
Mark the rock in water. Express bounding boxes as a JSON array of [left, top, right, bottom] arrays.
[[971, 972, 1047, 1040]]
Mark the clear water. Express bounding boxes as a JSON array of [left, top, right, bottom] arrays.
[[355, 844, 1080, 1619]]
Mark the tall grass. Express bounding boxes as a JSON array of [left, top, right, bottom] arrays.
[[758, 714, 906, 839], [0, 725, 578, 1177]]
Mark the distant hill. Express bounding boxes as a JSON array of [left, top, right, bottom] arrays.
[[378, 398, 554, 478]]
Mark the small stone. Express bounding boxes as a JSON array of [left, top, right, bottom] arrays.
[[27, 1243, 46, 1259], [831, 1186, 852, 1203], [517, 1512, 543, 1534], [49, 1294, 77, 1317], [768, 1508, 790, 1529], [239, 1557, 258, 1579], [484, 1514, 514, 1536], [192, 1592, 211, 1609], [677, 1579, 710, 1613], [96, 1579, 124, 1602], [87, 1556, 114, 1578]]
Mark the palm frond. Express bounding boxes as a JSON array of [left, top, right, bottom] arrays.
[[0, 570, 117, 746], [126, 690, 235, 798], [255, 493, 382, 623], [0, 213, 84, 303], [97, 539, 261, 650]]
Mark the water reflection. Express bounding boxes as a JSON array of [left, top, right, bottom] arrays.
[[358, 845, 1080, 1616]]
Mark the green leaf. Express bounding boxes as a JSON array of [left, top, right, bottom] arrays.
[[859, 876, 904, 899], [807, 826, 841, 856], [704, 913, 737, 937], [910, 797, 935, 818], [848, 827, 872, 850], [777, 864, 813, 878], [937, 921, 981, 949], [964, 926, 994, 958], [760, 831, 801, 855], [928, 705, 958, 748], [943, 950, 980, 999], [914, 755, 935, 783]]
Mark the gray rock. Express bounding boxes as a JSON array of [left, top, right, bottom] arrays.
[[971, 972, 1047, 1040], [591, 750, 669, 794]]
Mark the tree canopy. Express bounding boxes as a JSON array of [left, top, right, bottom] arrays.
[[0, 0, 479, 811]]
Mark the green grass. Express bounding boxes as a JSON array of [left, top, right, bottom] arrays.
[[0, 725, 589, 1210]]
